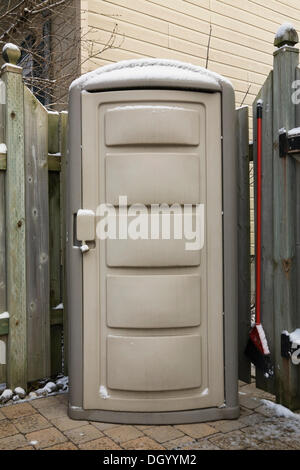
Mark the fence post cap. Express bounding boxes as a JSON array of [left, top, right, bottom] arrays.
[[2, 43, 21, 65], [274, 23, 299, 48]]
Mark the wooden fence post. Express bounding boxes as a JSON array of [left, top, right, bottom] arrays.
[[236, 106, 251, 384], [296, 66, 300, 366], [0, 78, 6, 383], [1, 45, 27, 390], [272, 25, 300, 409]]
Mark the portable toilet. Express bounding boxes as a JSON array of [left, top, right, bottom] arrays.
[[67, 59, 239, 424]]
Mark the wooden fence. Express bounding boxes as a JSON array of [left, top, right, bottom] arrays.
[[0, 25, 299, 409], [0, 45, 67, 390], [237, 25, 300, 410]]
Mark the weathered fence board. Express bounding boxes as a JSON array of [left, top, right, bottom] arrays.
[[272, 43, 300, 409], [236, 105, 251, 384], [296, 66, 300, 351], [60, 111, 68, 375], [0, 46, 68, 389], [2, 63, 27, 390], [48, 111, 63, 376], [0, 170, 6, 384], [0, 79, 6, 384], [253, 71, 276, 395], [250, 31, 300, 408], [24, 87, 51, 382]]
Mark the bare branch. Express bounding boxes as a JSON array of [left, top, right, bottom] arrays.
[[26, 0, 69, 14], [0, 0, 120, 109], [240, 84, 251, 107], [205, 24, 212, 69]]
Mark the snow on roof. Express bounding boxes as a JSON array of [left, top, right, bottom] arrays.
[[70, 58, 232, 93]]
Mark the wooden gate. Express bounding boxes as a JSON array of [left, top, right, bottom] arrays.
[[237, 24, 300, 410], [0, 44, 67, 390]]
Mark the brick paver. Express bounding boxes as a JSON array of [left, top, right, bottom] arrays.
[[79, 437, 122, 450], [164, 435, 197, 450], [38, 404, 68, 420], [122, 436, 165, 450], [50, 415, 88, 431], [26, 427, 67, 449], [208, 419, 247, 433], [45, 442, 78, 450], [13, 413, 50, 434], [143, 425, 184, 443], [209, 430, 261, 450], [16, 445, 35, 450], [32, 396, 61, 409], [239, 412, 266, 427], [0, 434, 28, 450], [0, 419, 18, 438], [1, 402, 35, 420], [238, 395, 260, 410], [104, 425, 143, 444], [64, 424, 103, 444], [92, 422, 121, 432], [175, 423, 218, 439], [0, 383, 299, 450]]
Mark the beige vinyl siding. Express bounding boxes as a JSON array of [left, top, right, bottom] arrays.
[[81, 0, 300, 255], [82, 0, 300, 129]]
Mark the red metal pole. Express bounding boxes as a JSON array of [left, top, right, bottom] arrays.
[[256, 101, 262, 326]]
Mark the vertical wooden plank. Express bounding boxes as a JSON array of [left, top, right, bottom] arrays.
[[236, 106, 251, 384], [296, 67, 300, 358], [0, 336, 7, 385], [60, 111, 68, 375], [253, 71, 276, 395], [2, 56, 27, 390], [50, 325, 63, 377], [0, 78, 6, 385], [0, 170, 6, 384], [272, 38, 300, 409], [24, 86, 50, 382], [48, 111, 60, 154], [49, 168, 62, 376], [48, 111, 63, 376]]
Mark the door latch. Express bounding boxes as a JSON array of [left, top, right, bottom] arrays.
[[76, 209, 95, 253], [279, 128, 300, 161]]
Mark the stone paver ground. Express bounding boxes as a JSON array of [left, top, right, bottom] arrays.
[[0, 380, 299, 450]]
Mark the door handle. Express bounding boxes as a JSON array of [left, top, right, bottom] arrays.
[[76, 209, 95, 252]]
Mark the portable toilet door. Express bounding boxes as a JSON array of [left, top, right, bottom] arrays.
[[67, 59, 239, 424]]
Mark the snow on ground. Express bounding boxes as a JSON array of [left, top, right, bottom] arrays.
[[0, 376, 69, 406], [0, 144, 7, 154], [52, 303, 63, 310], [261, 399, 300, 420], [0, 311, 9, 319]]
